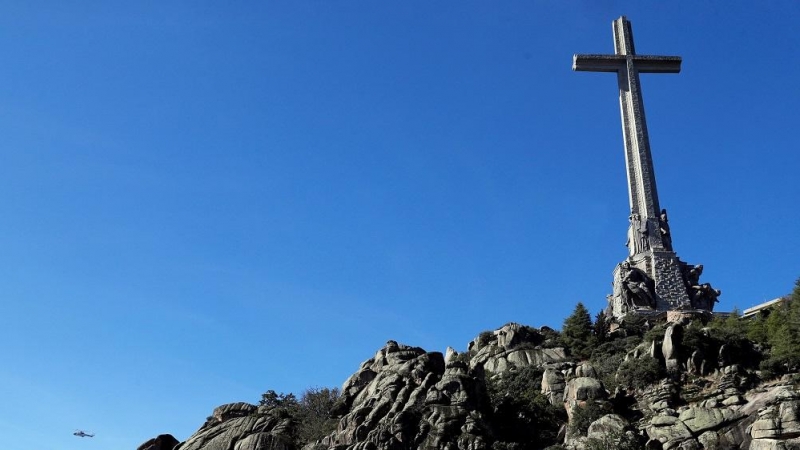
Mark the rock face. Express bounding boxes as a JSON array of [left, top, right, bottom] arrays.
[[141, 321, 800, 450], [468, 323, 567, 373], [318, 340, 491, 450], [138, 434, 179, 450], [175, 406, 295, 450], [662, 323, 683, 375], [542, 367, 566, 405]]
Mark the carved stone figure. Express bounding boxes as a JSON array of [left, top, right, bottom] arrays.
[[619, 262, 657, 309], [690, 283, 721, 311], [659, 209, 673, 251], [625, 214, 636, 255], [639, 216, 650, 253], [685, 264, 703, 288], [626, 214, 650, 255]]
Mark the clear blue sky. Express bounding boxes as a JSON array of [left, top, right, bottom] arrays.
[[1, 2, 798, 449]]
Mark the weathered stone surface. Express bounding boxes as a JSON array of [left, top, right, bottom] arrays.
[[646, 415, 693, 449], [687, 350, 704, 375], [564, 377, 605, 404], [748, 438, 793, 450], [662, 324, 683, 375], [209, 403, 259, 427], [138, 434, 180, 450], [574, 362, 598, 379], [750, 400, 800, 441], [696, 430, 719, 449], [176, 414, 294, 450], [564, 376, 607, 423], [678, 406, 743, 434], [445, 347, 458, 364], [468, 323, 567, 374], [312, 341, 498, 450], [474, 348, 567, 373], [586, 414, 628, 440], [541, 367, 566, 406], [650, 340, 664, 361], [751, 414, 782, 440], [724, 395, 746, 406], [642, 380, 679, 414]]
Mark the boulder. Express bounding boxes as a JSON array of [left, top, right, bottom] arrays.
[[641, 380, 679, 414], [563, 377, 607, 422], [473, 348, 567, 373], [311, 341, 497, 450], [445, 347, 458, 364], [696, 431, 719, 449], [687, 351, 704, 375], [750, 400, 800, 441], [586, 413, 629, 440], [176, 413, 294, 450], [650, 339, 663, 361], [138, 434, 180, 450], [646, 415, 694, 450], [564, 377, 605, 404], [662, 324, 683, 375], [541, 367, 566, 406], [468, 323, 567, 373], [678, 406, 743, 434], [574, 362, 598, 379]]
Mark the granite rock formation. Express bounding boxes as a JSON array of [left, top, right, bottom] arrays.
[[140, 321, 800, 450]]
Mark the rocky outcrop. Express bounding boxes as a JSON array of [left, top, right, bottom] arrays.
[[678, 406, 743, 435], [138, 434, 179, 450], [142, 321, 800, 450], [542, 367, 566, 406], [468, 323, 567, 373], [646, 415, 694, 449], [747, 386, 800, 449], [586, 414, 632, 441], [176, 407, 295, 450], [662, 324, 683, 375], [311, 340, 496, 450]]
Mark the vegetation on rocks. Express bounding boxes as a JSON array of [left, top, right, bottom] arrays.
[[486, 364, 566, 449], [256, 387, 341, 447]]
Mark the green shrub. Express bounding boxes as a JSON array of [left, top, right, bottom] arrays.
[[589, 336, 642, 391], [258, 387, 341, 446], [295, 387, 341, 445], [619, 314, 647, 337], [486, 365, 566, 449], [616, 355, 664, 390], [477, 331, 494, 347], [568, 402, 610, 436]]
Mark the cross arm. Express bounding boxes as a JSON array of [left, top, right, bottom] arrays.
[[573, 54, 627, 72], [631, 55, 682, 73], [573, 54, 682, 73]]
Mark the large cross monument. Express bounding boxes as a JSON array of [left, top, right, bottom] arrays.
[[573, 16, 719, 319]]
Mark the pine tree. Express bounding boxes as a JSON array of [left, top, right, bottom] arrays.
[[763, 278, 800, 374], [562, 302, 594, 359], [593, 310, 609, 345]]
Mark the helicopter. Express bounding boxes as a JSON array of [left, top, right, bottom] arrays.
[[73, 430, 95, 438]]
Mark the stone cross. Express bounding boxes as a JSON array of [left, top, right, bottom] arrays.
[[574, 16, 701, 316], [573, 16, 681, 254]]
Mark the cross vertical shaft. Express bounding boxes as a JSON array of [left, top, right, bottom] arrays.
[[574, 16, 680, 252]]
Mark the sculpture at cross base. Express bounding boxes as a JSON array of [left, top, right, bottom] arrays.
[[574, 16, 720, 320]]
